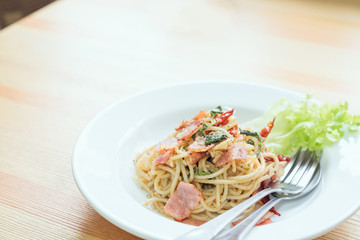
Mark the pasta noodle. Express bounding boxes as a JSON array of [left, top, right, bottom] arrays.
[[134, 107, 285, 223]]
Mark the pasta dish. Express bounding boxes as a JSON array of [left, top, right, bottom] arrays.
[[134, 107, 290, 226]]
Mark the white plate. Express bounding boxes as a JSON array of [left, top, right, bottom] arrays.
[[72, 82, 360, 240]]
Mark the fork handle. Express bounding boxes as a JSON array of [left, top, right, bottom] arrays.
[[213, 197, 282, 240], [174, 188, 275, 240]]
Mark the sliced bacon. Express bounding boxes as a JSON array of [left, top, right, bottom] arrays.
[[264, 156, 275, 162], [228, 125, 240, 137], [164, 182, 202, 221], [261, 178, 271, 189], [181, 218, 206, 226], [271, 161, 287, 182], [270, 207, 281, 216], [253, 182, 281, 217], [156, 137, 179, 153], [231, 218, 243, 226], [256, 216, 272, 226], [257, 211, 275, 225], [177, 120, 203, 141], [193, 110, 208, 121], [264, 154, 291, 163], [188, 136, 214, 152], [215, 144, 247, 167], [189, 151, 206, 165], [154, 150, 173, 165], [259, 119, 275, 138], [259, 194, 270, 205], [176, 120, 190, 131], [256, 188, 280, 217], [232, 211, 274, 227], [175, 110, 208, 131]]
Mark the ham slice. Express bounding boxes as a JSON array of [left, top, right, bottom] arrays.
[[164, 182, 202, 221], [265, 155, 291, 163], [189, 151, 206, 165], [256, 217, 272, 226], [188, 136, 214, 152], [154, 150, 173, 165], [175, 110, 208, 131], [177, 120, 203, 140], [256, 211, 274, 225], [193, 110, 207, 121], [228, 125, 240, 137], [232, 211, 274, 227], [261, 178, 271, 189], [215, 144, 247, 167], [271, 161, 287, 182], [176, 120, 190, 131], [181, 218, 206, 226], [156, 137, 178, 153], [188, 137, 213, 164]]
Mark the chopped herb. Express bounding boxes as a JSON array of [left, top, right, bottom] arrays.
[[191, 133, 196, 140], [198, 122, 211, 136], [193, 167, 212, 176], [247, 139, 254, 145], [192, 121, 217, 139], [180, 144, 189, 151], [256, 139, 265, 157], [205, 131, 227, 145], [240, 130, 261, 140], [210, 106, 223, 118], [201, 183, 214, 189]]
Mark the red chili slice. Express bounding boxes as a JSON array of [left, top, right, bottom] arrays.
[[277, 155, 291, 162], [264, 155, 291, 162], [213, 109, 234, 126], [259, 118, 275, 138]]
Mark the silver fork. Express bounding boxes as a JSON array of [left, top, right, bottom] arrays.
[[213, 158, 322, 240], [175, 150, 322, 240]]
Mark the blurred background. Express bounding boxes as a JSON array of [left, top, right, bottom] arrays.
[[0, 0, 54, 29], [0, 0, 360, 240]]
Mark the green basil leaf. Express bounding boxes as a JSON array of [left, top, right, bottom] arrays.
[[205, 131, 227, 145], [247, 139, 254, 145], [240, 130, 261, 140], [210, 106, 223, 118]]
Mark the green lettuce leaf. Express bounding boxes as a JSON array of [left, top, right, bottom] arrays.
[[248, 96, 360, 156]]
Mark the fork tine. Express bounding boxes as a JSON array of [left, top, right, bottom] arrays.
[[295, 151, 322, 188], [278, 149, 302, 182], [285, 150, 314, 185], [281, 149, 311, 184]]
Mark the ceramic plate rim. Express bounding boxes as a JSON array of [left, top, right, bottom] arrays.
[[72, 81, 360, 240]]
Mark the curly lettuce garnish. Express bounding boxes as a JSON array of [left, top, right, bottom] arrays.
[[247, 96, 360, 156]]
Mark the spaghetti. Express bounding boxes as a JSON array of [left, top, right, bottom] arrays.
[[134, 107, 287, 224]]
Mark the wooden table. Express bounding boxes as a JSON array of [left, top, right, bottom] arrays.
[[1, 0, 359, 239]]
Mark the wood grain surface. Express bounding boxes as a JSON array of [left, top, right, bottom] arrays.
[[0, 0, 359, 239]]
